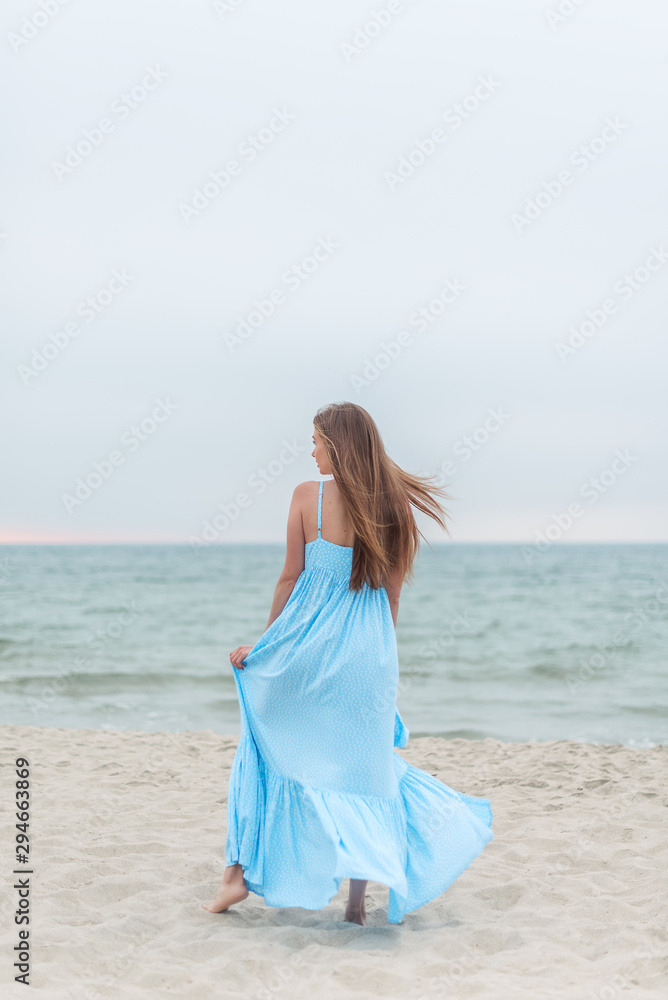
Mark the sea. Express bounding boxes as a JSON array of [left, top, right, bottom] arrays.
[[1, 543, 666, 746]]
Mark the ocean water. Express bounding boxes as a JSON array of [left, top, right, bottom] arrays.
[[0, 543, 666, 746]]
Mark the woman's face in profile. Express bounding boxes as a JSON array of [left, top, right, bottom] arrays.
[[311, 427, 332, 475]]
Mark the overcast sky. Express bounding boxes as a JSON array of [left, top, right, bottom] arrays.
[[1, 0, 666, 544]]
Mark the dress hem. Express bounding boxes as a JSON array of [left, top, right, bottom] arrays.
[[224, 729, 493, 923]]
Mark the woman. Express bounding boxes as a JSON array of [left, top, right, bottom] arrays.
[[203, 402, 493, 925]]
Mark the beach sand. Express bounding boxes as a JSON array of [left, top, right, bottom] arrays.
[[1, 725, 666, 1000]]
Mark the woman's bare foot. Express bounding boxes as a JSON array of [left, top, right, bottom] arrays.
[[202, 863, 249, 913], [343, 901, 366, 925], [344, 878, 367, 925]]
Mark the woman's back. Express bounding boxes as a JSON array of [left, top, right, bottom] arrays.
[[303, 479, 354, 548]]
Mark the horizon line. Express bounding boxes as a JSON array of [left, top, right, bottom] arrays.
[[0, 539, 666, 547]]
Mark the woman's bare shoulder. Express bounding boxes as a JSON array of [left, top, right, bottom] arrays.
[[292, 480, 319, 498], [290, 481, 319, 513]]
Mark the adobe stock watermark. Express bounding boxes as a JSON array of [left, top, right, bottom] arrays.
[[588, 938, 666, 1000], [339, 0, 419, 63], [17, 270, 134, 385], [431, 407, 512, 485], [564, 578, 668, 696], [66, 930, 155, 1000], [189, 439, 307, 551], [179, 107, 295, 223], [255, 953, 306, 1000], [521, 448, 639, 565], [511, 116, 628, 234], [212, 0, 248, 18], [351, 277, 466, 391], [61, 397, 179, 513], [27, 600, 144, 717], [51, 67, 168, 180], [223, 236, 340, 352], [369, 608, 479, 720], [8, 0, 72, 53], [546, 0, 591, 30], [554, 246, 668, 361], [416, 932, 493, 999], [555, 783, 663, 873], [384, 74, 501, 191]]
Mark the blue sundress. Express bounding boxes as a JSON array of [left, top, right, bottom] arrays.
[[225, 479, 493, 923]]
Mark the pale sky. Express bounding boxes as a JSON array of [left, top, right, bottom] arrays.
[[1, 0, 666, 544]]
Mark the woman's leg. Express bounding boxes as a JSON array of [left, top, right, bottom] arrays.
[[202, 862, 249, 913], [344, 879, 367, 925]]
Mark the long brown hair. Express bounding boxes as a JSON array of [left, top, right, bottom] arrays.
[[313, 401, 452, 592]]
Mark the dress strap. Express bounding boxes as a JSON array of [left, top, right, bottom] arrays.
[[317, 481, 323, 538]]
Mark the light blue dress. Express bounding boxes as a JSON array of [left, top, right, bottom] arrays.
[[225, 480, 493, 923]]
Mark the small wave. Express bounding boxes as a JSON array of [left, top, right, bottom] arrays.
[[411, 728, 494, 741], [527, 662, 571, 679], [0, 671, 234, 694], [620, 704, 668, 717]]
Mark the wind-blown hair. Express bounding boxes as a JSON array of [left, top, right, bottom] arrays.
[[313, 401, 452, 593]]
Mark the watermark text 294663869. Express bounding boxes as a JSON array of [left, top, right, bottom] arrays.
[[13, 757, 32, 986], [14, 758, 31, 866], [16, 757, 30, 865]]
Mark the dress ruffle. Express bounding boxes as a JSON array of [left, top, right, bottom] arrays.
[[225, 719, 494, 923]]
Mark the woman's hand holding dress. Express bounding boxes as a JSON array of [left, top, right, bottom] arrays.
[[230, 645, 254, 670]]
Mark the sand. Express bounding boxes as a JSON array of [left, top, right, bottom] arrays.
[[0, 725, 666, 1000]]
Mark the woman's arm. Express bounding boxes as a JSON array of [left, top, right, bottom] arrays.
[[263, 483, 308, 630], [383, 562, 404, 628]]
